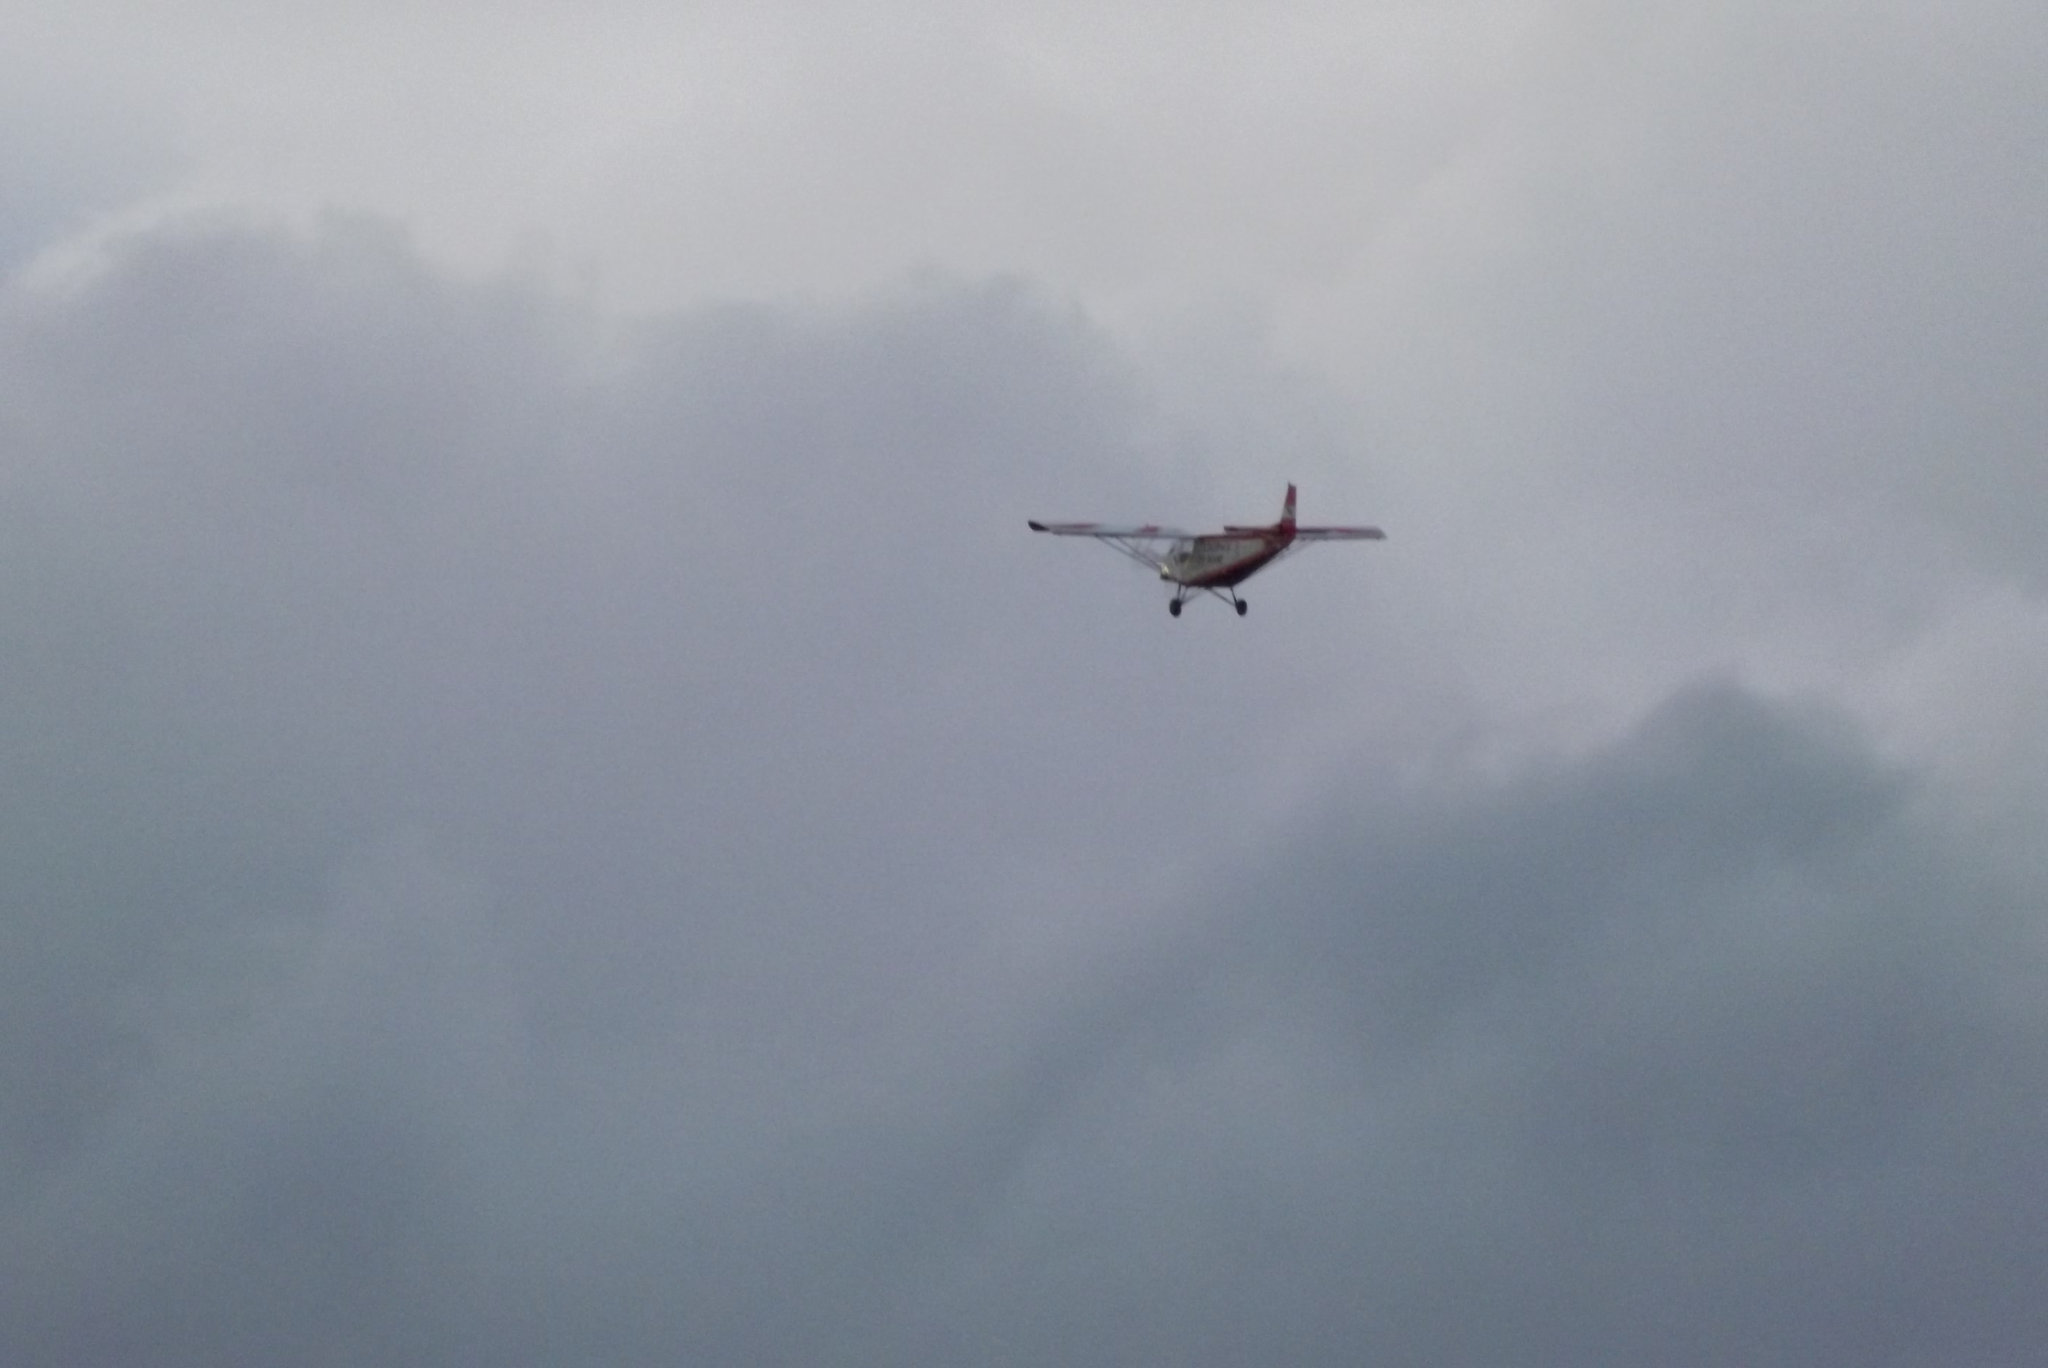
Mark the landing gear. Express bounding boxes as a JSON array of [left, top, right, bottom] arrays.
[[1166, 590, 1248, 617]]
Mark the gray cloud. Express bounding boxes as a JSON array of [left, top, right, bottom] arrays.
[[3, 220, 2044, 1364], [0, 71, 172, 278], [886, 685, 2048, 1365]]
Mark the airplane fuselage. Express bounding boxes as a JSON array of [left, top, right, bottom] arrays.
[[1161, 531, 1290, 588]]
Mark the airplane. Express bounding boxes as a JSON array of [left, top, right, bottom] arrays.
[[1029, 483, 1383, 616]]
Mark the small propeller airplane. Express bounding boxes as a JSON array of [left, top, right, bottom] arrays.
[[1030, 483, 1384, 616]]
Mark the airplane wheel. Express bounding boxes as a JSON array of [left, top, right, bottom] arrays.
[[1169, 599, 1182, 617], [1235, 599, 1248, 616]]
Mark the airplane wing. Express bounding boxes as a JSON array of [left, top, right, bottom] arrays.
[[1290, 525, 1386, 540], [1027, 522, 1192, 538], [1267, 523, 1385, 569], [1027, 521, 1190, 574]]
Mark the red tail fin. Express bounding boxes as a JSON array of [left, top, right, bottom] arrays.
[[1280, 483, 1297, 532]]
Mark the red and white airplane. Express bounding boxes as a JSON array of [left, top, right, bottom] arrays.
[[1030, 484, 1383, 616]]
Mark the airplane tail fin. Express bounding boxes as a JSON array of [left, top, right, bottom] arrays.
[[1280, 483, 1297, 532]]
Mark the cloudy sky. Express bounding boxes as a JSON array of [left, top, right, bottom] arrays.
[[4, 1, 2046, 1362]]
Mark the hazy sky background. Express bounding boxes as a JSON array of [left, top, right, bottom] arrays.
[[4, 2, 2046, 1362]]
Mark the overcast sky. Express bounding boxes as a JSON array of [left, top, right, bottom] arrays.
[[4, 2, 2046, 1363]]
